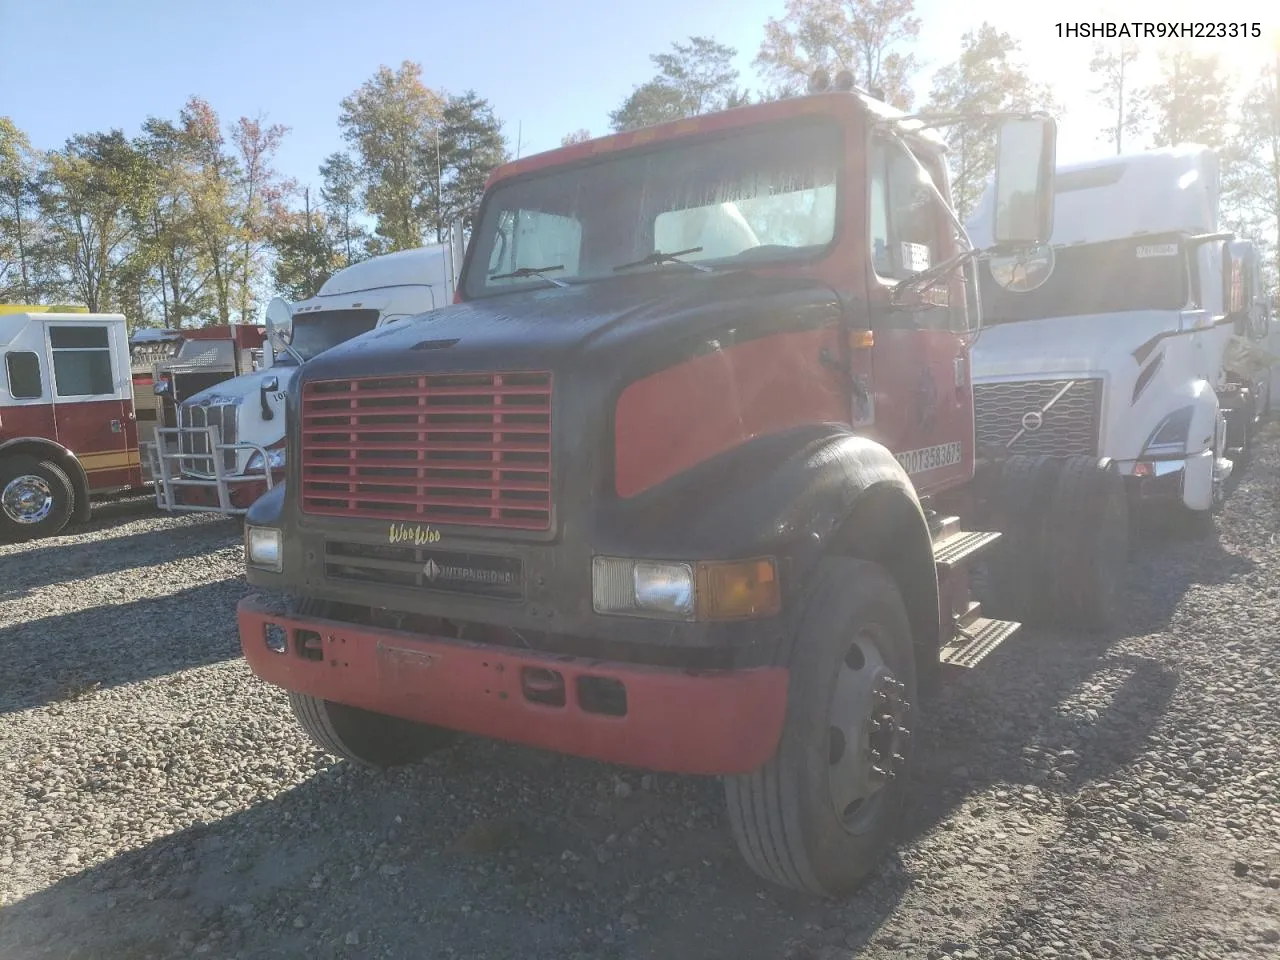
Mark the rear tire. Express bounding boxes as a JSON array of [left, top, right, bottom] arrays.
[[289, 692, 456, 768], [724, 557, 916, 898], [0, 456, 75, 542], [1042, 456, 1129, 631], [980, 454, 1061, 624]]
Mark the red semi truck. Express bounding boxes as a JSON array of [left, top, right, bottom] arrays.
[[235, 74, 1126, 896]]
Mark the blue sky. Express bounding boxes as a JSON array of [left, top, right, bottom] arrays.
[[1, 0, 1275, 196]]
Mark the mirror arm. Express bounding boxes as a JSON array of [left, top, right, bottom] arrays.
[[272, 336, 306, 366]]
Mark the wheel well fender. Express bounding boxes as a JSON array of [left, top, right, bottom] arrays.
[[720, 430, 938, 659], [0, 437, 91, 522], [822, 476, 940, 661]]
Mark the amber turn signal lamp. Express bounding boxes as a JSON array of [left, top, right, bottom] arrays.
[[696, 558, 781, 620]]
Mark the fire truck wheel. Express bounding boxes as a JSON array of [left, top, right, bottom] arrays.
[[980, 455, 1060, 624], [723, 557, 915, 898], [1043, 456, 1130, 632], [288, 692, 456, 768], [0, 456, 75, 542]]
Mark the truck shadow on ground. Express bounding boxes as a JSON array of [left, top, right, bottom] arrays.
[[0, 472, 1252, 958], [0, 578, 250, 716], [0, 514, 240, 602], [0, 622, 1186, 960]]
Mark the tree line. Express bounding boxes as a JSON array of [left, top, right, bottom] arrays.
[[0, 61, 506, 326], [3, 0, 1279, 326]]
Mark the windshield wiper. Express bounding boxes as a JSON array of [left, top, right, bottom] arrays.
[[489, 264, 568, 288], [613, 246, 713, 274]]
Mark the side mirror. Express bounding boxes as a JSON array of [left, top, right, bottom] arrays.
[[992, 117, 1057, 248], [265, 296, 293, 347], [261, 375, 279, 393], [1224, 248, 1250, 327]]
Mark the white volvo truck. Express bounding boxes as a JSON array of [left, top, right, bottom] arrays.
[[966, 145, 1265, 526], [144, 230, 465, 514]]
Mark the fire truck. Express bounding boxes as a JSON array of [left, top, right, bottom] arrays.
[[1, 306, 144, 539], [235, 74, 1125, 896], [1, 308, 267, 540]]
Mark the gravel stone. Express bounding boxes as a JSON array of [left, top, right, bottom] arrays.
[[3, 433, 1280, 958]]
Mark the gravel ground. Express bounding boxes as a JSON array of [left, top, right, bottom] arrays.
[[1, 436, 1278, 960]]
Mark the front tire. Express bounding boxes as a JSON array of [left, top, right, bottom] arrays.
[[0, 456, 75, 542], [724, 557, 916, 898], [1042, 456, 1130, 631], [289, 692, 456, 768]]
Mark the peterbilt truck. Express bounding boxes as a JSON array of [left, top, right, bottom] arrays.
[[966, 146, 1267, 537], [143, 235, 465, 514], [235, 75, 1125, 897]]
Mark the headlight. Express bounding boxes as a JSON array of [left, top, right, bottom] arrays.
[[246, 526, 283, 572], [1143, 405, 1194, 455], [245, 447, 286, 473], [592, 556, 779, 621]]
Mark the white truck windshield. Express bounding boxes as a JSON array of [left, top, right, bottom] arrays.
[[277, 309, 381, 364], [979, 233, 1189, 326]]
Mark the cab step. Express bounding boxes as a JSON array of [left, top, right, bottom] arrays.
[[933, 529, 1002, 570], [940, 609, 1021, 669]]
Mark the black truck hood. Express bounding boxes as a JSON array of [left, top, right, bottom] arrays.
[[300, 271, 842, 381]]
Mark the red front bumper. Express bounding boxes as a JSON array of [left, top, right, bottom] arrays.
[[238, 596, 789, 775]]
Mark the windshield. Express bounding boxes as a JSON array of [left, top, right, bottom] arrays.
[[278, 308, 380, 364], [465, 117, 842, 298], [979, 233, 1189, 326]]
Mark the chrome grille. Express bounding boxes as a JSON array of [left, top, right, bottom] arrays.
[[178, 401, 239, 475], [974, 378, 1102, 457]]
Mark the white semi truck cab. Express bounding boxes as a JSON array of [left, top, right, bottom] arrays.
[[145, 230, 465, 514], [966, 144, 1266, 521]]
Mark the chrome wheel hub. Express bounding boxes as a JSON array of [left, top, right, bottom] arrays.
[[2, 474, 54, 525], [826, 628, 911, 833]]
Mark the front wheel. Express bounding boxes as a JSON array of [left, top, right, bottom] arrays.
[[289, 692, 456, 768], [0, 456, 75, 542], [724, 557, 916, 898]]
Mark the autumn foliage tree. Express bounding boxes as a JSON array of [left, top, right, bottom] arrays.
[[755, 0, 921, 107], [610, 37, 742, 132], [926, 23, 1057, 220]]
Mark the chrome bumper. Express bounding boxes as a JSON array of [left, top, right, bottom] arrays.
[[140, 426, 276, 515]]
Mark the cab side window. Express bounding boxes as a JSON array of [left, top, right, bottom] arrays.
[[49, 325, 115, 397], [868, 136, 944, 282], [4, 351, 43, 399]]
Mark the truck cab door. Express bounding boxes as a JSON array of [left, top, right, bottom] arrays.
[[46, 322, 139, 490], [864, 133, 973, 495]]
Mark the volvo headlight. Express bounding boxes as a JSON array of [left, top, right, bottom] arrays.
[[246, 526, 283, 572], [591, 556, 779, 621], [245, 447, 286, 473], [1143, 405, 1194, 455]]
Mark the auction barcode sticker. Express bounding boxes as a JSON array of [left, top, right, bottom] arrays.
[[896, 441, 963, 475]]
